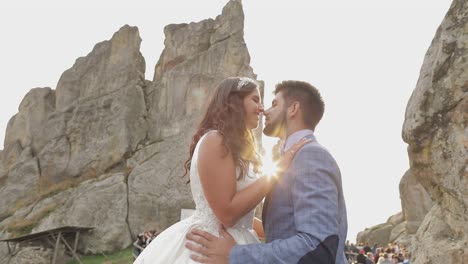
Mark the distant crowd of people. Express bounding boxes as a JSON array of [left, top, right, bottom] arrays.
[[345, 241, 410, 264], [132, 230, 159, 259]]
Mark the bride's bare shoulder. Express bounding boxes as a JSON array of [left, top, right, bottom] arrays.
[[198, 131, 229, 158], [201, 130, 222, 146]]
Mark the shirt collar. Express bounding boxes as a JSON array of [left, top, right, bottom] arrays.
[[283, 129, 315, 152]]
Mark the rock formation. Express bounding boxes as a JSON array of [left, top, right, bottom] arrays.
[[357, 212, 404, 247], [358, 0, 467, 263], [402, 0, 467, 262], [399, 170, 432, 236], [0, 0, 262, 259]]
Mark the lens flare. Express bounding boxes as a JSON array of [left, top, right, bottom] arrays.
[[260, 152, 279, 179]]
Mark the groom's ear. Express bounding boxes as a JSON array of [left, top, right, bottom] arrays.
[[288, 101, 301, 118]]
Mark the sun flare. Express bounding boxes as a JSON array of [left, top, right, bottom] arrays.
[[260, 151, 279, 179]]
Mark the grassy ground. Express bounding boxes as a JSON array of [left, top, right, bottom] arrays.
[[66, 247, 133, 264]]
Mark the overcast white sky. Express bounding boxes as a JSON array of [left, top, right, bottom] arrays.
[[0, 0, 452, 243]]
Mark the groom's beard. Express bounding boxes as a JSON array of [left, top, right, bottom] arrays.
[[263, 110, 287, 138]]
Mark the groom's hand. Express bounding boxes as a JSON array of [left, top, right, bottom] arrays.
[[185, 226, 236, 264]]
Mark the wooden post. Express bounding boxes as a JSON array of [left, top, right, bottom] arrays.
[[52, 231, 62, 264], [60, 235, 82, 264], [45, 237, 56, 248], [73, 231, 80, 253]]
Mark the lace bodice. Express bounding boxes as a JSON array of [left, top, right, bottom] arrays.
[[189, 132, 258, 231]]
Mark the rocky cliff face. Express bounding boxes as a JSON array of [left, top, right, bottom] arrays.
[[0, 0, 261, 258], [402, 0, 467, 262], [358, 0, 467, 263]]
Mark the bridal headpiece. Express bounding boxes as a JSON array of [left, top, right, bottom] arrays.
[[237, 77, 254, 90]]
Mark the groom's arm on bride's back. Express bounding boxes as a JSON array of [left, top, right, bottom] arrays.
[[230, 145, 342, 263]]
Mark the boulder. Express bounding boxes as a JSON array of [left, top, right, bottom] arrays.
[[357, 223, 394, 246], [402, 0, 467, 262], [399, 170, 432, 234], [4, 88, 55, 154]]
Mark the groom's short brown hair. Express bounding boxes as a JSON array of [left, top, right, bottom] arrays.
[[274, 80, 324, 130]]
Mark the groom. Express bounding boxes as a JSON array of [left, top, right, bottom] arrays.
[[186, 80, 348, 263]]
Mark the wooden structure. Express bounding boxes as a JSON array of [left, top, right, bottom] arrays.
[[0, 226, 93, 264], [132, 240, 144, 260]]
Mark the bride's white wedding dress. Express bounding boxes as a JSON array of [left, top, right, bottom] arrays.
[[134, 133, 260, 264]]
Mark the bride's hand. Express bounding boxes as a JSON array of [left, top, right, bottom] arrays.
[[276, 138, 311, 175]]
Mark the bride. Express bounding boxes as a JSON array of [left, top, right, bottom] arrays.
[[133, 77, 307, 263]]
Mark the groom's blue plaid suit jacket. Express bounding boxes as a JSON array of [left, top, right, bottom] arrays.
[[230, 135, 348, 264]]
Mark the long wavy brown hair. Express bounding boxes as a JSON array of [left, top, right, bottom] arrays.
[[183, 77, 262, 180]]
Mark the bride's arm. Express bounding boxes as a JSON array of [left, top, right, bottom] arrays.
[[198, 132, 273, 228]]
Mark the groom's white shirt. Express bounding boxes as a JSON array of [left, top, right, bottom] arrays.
[[283, 129, 314, 152]]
